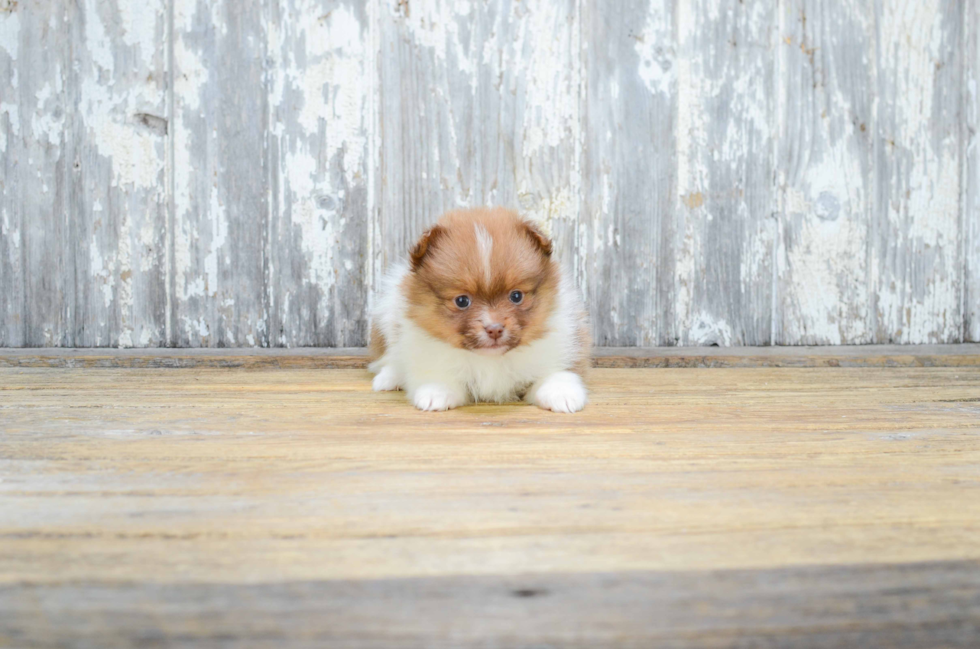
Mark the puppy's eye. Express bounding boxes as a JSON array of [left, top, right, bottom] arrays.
[[454, 295, 471, 309], [509, 290, 524, 304]]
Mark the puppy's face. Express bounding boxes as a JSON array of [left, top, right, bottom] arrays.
[[405, 209, 558, 354]]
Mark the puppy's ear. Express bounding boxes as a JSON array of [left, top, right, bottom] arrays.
[[410, 224, 446, 270], [522, 220, 553, 258]]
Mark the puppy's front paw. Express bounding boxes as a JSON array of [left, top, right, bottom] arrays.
[[530, 371, 587, 413], [412, 384, 463, 411], [372, 366, 402, 391]]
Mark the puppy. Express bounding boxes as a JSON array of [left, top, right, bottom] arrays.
[[369, 207, 591, 412]]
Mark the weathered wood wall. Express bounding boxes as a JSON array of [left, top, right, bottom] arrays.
[[0, 0, 977, 347]]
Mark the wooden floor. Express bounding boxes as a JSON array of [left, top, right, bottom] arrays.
[[2, 358, 980, 647]]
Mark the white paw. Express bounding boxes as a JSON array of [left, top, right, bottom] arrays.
[[411, 384, 463, 411], [530, 372, 587, 413], [372, 366, 402, 392]]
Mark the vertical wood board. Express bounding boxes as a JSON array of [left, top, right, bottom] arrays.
[[375, 0, 581, 285], [669, 0, 776, 346], [872, 0, 963, 344], [70, 0, 169, 347], [774, 0, 875, 345], [581, 0, 674, 346], [0, 3, 72, 347], [267, 0, 372, 347], [171, 0, 270, 347]]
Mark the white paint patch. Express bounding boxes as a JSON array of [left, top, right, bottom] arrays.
[[203, 185, 227, 297], [173, 38, 209, 113], [32, 82, 63, 146], [634, 0, 674, 97], [474, 223, 493, 285], [687, 313, 734, 347], [521, 7, 576, 155], [283, 148, 337, 291], [79, 78, 162, 189], [83, 0, 115, 75], [118, 0, 159, 53], [0, 7, 20, 61], [89, 236, 115, 309]]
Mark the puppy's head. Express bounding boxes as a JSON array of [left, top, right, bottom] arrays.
[[405, 208, 557, 355]]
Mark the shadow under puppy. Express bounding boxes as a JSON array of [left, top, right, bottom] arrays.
[[369, 207, 591, 412]]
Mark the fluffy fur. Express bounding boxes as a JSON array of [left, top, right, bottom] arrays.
[[369, 207, 591, 412]]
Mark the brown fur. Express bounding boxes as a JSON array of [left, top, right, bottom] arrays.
[[404, 207, 559, 354]]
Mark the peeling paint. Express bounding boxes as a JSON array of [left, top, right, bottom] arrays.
[[2, 0, 976, 348], [0, 7, 19, 61]]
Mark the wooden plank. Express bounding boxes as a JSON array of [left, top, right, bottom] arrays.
[[669, 0, 776, 346], [2, 562, 978, 648], [2, 344, 980, 369], [581, 0, 673, 346], [0, 366, 979, 645], [69, 0, 169, 347], [171, 0, 270, 347], [0, 2, 72, 346], [774, 0, 874, 345], [0, 347, 370, 369], [375, 0, 581, 282], [967, 0, 980, 343], [873, 0, 964, 343], [267, 0, 372, 347]]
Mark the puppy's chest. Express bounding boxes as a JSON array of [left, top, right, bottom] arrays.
[[465, 371, 532, 402], [448, 356, 536, 402]]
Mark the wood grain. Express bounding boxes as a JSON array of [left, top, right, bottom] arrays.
[[775, 0, 874, 345], [3, 562, 979, 648], [268, 0, 371, 347], [375, 0, 581, 280], [171, 0, 270, 347], [2, 1, 980, 348], [873, 0, 964, 344], [2, 344, 980, 369], [967, 0, 980, 343], [0, 3, 72, 347], [71, 0, 170, 347], [581, 0, 673, 346], [670, 0, 776, 346], [1, 365, 979, 645]]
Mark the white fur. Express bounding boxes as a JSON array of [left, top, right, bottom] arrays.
[[369, 261, 587, 412], [412, 383, 465, 411], [474, 224, 493, 285], [527, 371, 587, 413], [371, 365, 402, 391]]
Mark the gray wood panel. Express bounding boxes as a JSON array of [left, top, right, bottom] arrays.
[[375, 0, 580, 282], [171, 0, 270, 347], [967, 0, 979, 343], [669, 0, 776, 346], [268, 0, 371, 347], [775, 0, 874, 345], [1, 0, 979, 347], [581, 0, 674, 347], [0, 3, 72, 347], [70, 0, 170, 347], [873, 0, 964, 344]]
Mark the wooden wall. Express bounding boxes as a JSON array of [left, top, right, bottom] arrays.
[[0, 0, 977, 347]]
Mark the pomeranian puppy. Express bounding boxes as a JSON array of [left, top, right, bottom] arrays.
[[369, 207, 590, 412]]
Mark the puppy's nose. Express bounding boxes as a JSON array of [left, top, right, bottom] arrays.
[[485, 323, 505, 340]]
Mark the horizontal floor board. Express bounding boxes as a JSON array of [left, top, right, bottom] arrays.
[[3, 561, 979, 648], [1, 343, 980, 368]]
